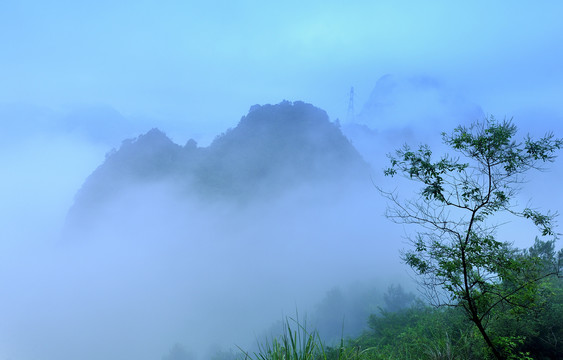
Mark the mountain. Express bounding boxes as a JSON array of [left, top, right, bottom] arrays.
[[355, 74, 484, 131], [65, 101, 369, 229], [0, 102, 153, 147], [340, 74, 485, 168], [60, 105, 144, 145]]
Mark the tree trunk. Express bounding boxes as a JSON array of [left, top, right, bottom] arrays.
[[473, 315, 504, 360]]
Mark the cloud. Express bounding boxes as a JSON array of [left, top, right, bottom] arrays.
[[0, 108, 410, 359]]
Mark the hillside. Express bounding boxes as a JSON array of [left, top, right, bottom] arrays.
[[66, 101, 370, 228]]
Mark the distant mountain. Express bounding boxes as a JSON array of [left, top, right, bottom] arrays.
[[341, 74, 485, 167], [0, 102, 152, 146], [60, 105, 145, 145], [0, 103, 59, 139], [66, 101, 369, 228], [354, 74, 484, 131]]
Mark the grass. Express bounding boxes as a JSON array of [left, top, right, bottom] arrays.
[[238, 316, 375, 360]]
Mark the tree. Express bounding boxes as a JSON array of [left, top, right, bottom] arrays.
[[381, 117, 562, 360], [490, 238, 563, 358], [382, 284, 416, 313]]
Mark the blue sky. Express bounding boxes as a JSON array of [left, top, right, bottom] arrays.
[[2, 1, 563, 135]]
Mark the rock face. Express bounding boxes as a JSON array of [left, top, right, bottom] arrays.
[[66, 101, 369, 227]]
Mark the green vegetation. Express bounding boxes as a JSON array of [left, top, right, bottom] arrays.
[[239, 317, 374, 360], [381, 117, 562, 359], [238, 240, 562, 360], [238, 118, 562, 360], [354, 241, 563, 360]]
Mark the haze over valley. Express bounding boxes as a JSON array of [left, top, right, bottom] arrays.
[[2, 2, 563, 360]]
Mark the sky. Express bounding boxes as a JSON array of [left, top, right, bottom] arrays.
[[2, 2, 563, 360], [2, 1, 563, 135]]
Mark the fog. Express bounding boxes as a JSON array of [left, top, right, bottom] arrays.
[[0, 122, 407, 360], [2, 91, 562, 360], [2, 2, 563, 360]]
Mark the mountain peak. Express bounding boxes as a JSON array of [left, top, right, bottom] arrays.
[[66, 101, 369, 231]]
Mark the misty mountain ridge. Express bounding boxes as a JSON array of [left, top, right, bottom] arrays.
[[66, 101, 370, 230], [0, 102, 153, 146], [338, 74, 486, 169], [356, 74, 484, 130]]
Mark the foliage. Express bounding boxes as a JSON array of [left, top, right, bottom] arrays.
[[382, 117, 562, 359], [312, 284, 381, 343], [383, 284, 416, 313], [351, 302, 484, 360], [244, 267, 563, 360], [239, 317, 374, 360], [487, 239, 563, 359]]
